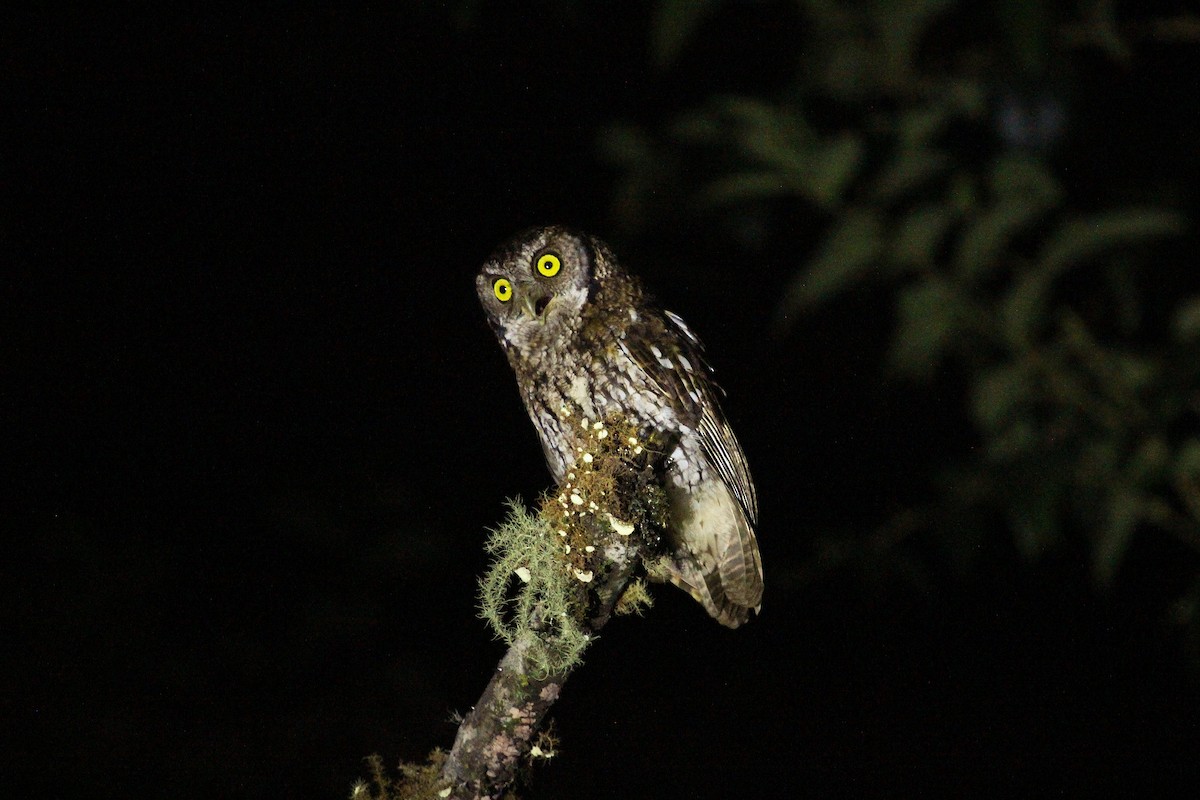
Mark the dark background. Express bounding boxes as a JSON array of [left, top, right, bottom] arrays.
[[6, 4, 1199, 798]]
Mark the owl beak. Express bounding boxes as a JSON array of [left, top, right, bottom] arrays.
[[522, 293, 551, 323]]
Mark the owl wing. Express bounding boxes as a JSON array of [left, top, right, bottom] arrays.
[[643, 310, 757, 524], [619, 309, 763, 626]]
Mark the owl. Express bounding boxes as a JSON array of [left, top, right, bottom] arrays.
[[476, 226, 763, 628]]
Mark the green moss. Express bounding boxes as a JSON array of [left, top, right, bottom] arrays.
[[528, 721, 560, 762], [354, 750, 448, 800], [478, 414, 670, 678], [538, 415, 672, 566], [479, 499, 590, 678], [614, 577, 654, 616]]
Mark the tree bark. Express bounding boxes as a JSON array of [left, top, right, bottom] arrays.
[[439, 539, 639, 800]]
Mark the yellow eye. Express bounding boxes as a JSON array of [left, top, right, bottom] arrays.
[[493, 278, 513, 302], [536, 252, 561, 277]]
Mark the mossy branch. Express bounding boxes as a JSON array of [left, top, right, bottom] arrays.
[[438, 526, 638, 799], [354, 416, 667, 799], [436, 416, 669, 799]]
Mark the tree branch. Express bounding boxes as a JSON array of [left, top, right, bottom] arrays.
[[439, 537, 639, 799], [436, 417, 665, 799]]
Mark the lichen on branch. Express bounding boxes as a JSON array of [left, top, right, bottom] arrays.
[[477, 500, 592, 678], [476, 415, 670, 679], [355, 414, 671, 799], [437, 413, 670, 799]]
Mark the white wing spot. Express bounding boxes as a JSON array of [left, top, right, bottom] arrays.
[[665, 310, 701, 345], [567, 376, 595, 419]]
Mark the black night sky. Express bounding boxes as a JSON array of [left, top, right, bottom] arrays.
[[7, 4, 1200, 798]]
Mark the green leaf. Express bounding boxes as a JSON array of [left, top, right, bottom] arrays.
[[670, 109, 722, 144], [939, 77, 989, 118], [1093, 486, 1141, 587], [987, 418, 1037, 460], [651, 0, 720, 67], [1172, 296, 1200, 342], [1081, 0, 1133, 63], [890, 203, 957, 269], [1126, 436, 1171, 485], [947, 171, 977, 215], [701, 171, 793, 205], [718, 96, 807, 142], [995, 0, 1052, 76], [874, 0, 955, 76], [999, 270, 1051, 348], [1108, 351, 1157, 393], [778, 208, 884, 318], [738, 125, 803, 171], [1174, 439, 1200, 481], [869, 147, 951, 203], [1078, 439, 1122, 484], [806, 133, 864, 209], [952, 156, 1061, 283], [700, 132, 862, 209], [705, 100, 830, 203], [954, 199, 1053, 283], [971, 362, 1033, 433], [889, 276, 962, 377], [896, 105, 952, 148], [1040, 209, 1186, 275], [989, 153, 1062, 206]]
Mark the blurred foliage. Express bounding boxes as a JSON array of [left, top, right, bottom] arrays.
[[602, 1, 1200, 645]]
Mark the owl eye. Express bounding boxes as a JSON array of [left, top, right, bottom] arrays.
[[535, 252, 562, 278], [493, 277, 513, 302]]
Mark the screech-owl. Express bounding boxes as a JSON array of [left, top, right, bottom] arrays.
[[476, 226, 763, 628]]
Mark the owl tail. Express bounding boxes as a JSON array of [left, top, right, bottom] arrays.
[[664, 480, 764, 629]]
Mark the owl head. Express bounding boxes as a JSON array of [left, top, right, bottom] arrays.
[[476, 226, 601, 354]]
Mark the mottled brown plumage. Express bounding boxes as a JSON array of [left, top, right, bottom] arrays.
[[476, 226, 763, 627]]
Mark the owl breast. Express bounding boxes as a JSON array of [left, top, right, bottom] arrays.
[[514, 326, 694, 488]]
